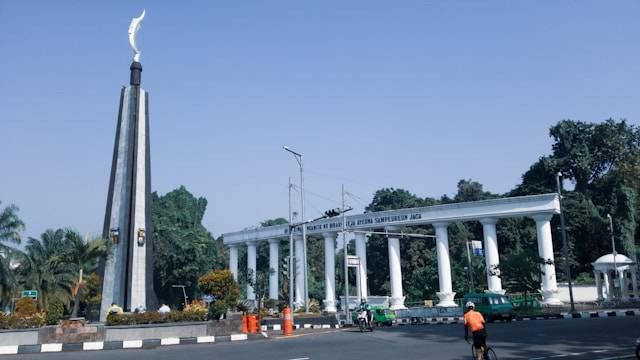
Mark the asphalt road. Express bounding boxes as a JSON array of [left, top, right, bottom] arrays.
[[12, 317, 639, 360]]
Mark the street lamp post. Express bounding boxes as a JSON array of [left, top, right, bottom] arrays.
[[556, 172, 575, 313], [283, 146, 308, 311]]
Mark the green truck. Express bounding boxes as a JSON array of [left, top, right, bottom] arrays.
[[351, 306, 396, 326], [462, 292, 515, 322]]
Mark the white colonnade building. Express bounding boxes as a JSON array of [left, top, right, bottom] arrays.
[[222, 193, 564, 311]]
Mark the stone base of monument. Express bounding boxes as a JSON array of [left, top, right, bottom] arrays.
[[40, 320, 105, 344]]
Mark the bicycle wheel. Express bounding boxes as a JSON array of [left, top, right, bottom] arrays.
[[483, 347, 498, 360], [470, 344, 476, 359]]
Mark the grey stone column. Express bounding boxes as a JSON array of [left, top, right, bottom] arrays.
[[268, 239, 279, 300]]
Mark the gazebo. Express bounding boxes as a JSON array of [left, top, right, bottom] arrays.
[[593, 253, 638, 302]]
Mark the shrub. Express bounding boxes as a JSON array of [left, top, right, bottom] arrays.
[[45, 298, 64, 325], [0, 312, 45, 329], [198, 269, 240, 316], [183, 302, 207, 322], [308, 299, 321, 314], [14, 297, 37, 317], [208, 301, 227, 320]]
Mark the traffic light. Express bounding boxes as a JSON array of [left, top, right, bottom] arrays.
[[324, 208, 341, 217]]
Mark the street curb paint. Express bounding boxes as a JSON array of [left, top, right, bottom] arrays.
[[1, 332, 266, 355]]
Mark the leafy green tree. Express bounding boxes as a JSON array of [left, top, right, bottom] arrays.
[[61, 231, 109, 317], [152, 186, 218, 307], [498, 248, 544, 307]]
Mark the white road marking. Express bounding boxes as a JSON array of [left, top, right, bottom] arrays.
[[288, 358, 310, 360], [595, 356, 635, 360]]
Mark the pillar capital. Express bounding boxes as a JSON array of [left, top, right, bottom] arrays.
[[245, 240, 258, 246], [322, 232, 338, 239], [531, 213, 554, 222], [384, 225, 399, 232], [228, 243, 239, 249], [432, 222, 449, 229], [479, 218, 498, 225], [267, 238, 279, 245]]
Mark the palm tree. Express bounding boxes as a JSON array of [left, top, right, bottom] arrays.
[[0, 201, 25, 250], [0, 201, 25, 309], [18, 229, 74, 309], [62, 231, 109, 317]]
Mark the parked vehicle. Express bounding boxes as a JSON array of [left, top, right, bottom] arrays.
[[463, 292, 515, 323]]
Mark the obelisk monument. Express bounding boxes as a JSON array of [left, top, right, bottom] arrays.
[[100, 10, 156, 320]]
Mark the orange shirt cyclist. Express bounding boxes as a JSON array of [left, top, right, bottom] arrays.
[[464, 301, 487, 360]]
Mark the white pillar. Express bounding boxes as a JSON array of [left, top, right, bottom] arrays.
[[532, 214, 562, 305], [229, 245, 239, 281], [632, 267, 638, 299], [354, 232, 368, 299], [322, 233, 337, 313], [434, 222, 456, 307], [386, 226, 406, 310], [594, 270, 603, 301], [294, 235, 304, 308], [603, 271, 612, 300], [268, 239, 279, 301], [480, 218, 503, 294], [246, 241, 257, 302], [619, 269, 629, 301]]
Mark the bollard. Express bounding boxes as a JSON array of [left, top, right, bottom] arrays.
[[247, 314, 258, 334], [283, 306, 293, 336]]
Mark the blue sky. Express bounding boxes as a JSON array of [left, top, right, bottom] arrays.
[[1, 1, 638, 241]]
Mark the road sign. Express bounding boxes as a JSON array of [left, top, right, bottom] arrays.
[[471, 240, 483, 256], [21, 290, 37, 299], [347, 256, 360, 267]]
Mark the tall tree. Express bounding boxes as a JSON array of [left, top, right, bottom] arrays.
[[0, 201, 25, 252], [0, 201, 24, 308], [61, 231, 109, 317], [152, 186, 218, 307]]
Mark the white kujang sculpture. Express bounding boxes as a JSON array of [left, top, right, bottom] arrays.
[[128, 10, 146, 62]]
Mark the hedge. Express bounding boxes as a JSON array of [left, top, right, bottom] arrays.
[[0, 312, 45, 329]]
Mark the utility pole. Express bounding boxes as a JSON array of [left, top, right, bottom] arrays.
[[288, 177, 295, 311], [556, 173, 575, 313], [607, 214, 617, 276], [465, 241, 475, 292], [342, 184, 350, 324], [300, 157, 308, 312]]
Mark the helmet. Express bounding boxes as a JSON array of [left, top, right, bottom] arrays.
[[465, 301, 475, 309], [360, 299, 366, 304]]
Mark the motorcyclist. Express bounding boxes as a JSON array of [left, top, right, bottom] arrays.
[[357, 299, 373, 327]]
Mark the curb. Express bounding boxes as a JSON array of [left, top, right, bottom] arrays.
[[0, 333, 267, 355], [261, 323, 340, 331], [390, 308, 640, 326], [561, 308, 640, 319]]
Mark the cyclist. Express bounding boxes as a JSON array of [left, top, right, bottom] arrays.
[[463, 301, 487, 360]]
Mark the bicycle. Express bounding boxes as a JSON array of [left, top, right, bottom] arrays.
[[466, 338, 498, 360]]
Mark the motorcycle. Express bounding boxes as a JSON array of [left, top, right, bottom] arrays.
[[357, 310, 374, 332]]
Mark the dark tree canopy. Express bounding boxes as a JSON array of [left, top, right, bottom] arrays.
[[152, 186, 219, 307]]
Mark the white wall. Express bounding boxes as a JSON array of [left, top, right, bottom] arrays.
[[557, 284, 597, 302]]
